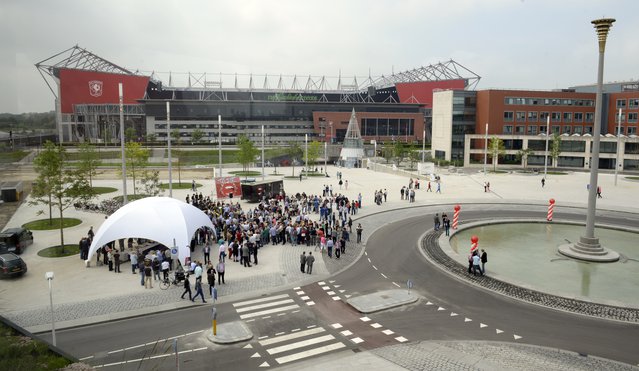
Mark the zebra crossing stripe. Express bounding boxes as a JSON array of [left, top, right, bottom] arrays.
[[259, 327, 325, 346], [266, 334, 335, 355], [235, 299, 296, 313], [233, 294, 290, 307], [274, 342, 346, 365], [239, 305, 300, 319]]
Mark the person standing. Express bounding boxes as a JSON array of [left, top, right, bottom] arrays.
[[152, 258, 161, 281], [306, 252, 315, 274], [356, 223, 363, 243], [216, 259, 225, 284], [144, 262, 153, 289], [541, 178, 545, 188], [113, 249, 121, 273], [241, 243, 251, 267], [87, 226, 95, 244], [436, 181, 441, 193], [130, 251, 138, 274], [203, 243, 210, 264], [472, 253, 483, 276], [181, 274, 192, 300], [443, 214, 451, 236], [480, 249, 488, 274], [434, 213, 441, 231], [300, 252, 307, 273], [139, 259, 146, 286], [161, 259, 170, 281], [206, 264, 216, 297]]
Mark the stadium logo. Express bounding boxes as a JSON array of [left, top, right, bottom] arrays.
[[88, 80, 103, 97]]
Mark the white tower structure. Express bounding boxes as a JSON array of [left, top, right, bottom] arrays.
[[339, 108, 365, 168]]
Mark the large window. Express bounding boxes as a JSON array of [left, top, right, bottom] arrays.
[[629, 112, 638, 123], [503, 125, 513, 134], [515, 125, 525, 134], [540, 112, 549, 122], [573, 126, 583, 134], [516, 111, 526, 122], [563, 112, 572, 122], [528, 111, 538, 122], [563, 125, 571, 134], [616, 99, 627, 108], [551, 112, 561, 122], [503, 111, 514, 122], [574, 112, 583, 122], [527, 125, 537, 135], [585, 112, 594, 123], [629, 99, 639, 108]]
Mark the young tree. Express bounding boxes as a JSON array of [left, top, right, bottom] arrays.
[[77, 142, 101, 187], [31, 141, 93, 253], [191, 128, 204, 144], [145, 133, 157, 144], [307, 140, 322, 171], [235, 135, 259, 173], [489, 136, 505, 171], [551, 133, 562, 168], [285, 142, 303, 176], [516, 147, 534, 170], [406, 144, 420, 170], [123, 142, 150, 195], [140, 170, 163, 197], [125, 127, 137, 142], [382, 143, 393, 164], [393, 141, 405, 166]]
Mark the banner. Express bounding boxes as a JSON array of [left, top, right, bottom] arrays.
[[214, 176, 242, 199]]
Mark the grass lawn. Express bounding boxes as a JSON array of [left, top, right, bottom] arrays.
[[22, 218, 82, 230], [37, 244, 80, 257], [0, 321, 73, 370], [626, 176, 639, 181], [65, 151, 121, 161], [166, 149, 239, 165], [547, 171, 568, 175], [112, 194, 148, 203], [92, 186, 118, 194], [159, 182, 202, 189], [0, 150, 28, 163], [229, 170, 262, 176]]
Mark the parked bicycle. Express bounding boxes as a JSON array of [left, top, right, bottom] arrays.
[[159, 270, 186, 290]]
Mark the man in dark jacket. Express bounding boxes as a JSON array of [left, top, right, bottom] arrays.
[[181, 274, 192, 300]]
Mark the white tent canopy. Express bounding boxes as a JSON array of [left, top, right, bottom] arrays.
[[87, 197, 214, 265]]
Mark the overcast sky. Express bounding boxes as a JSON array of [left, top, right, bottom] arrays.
[[1, 0, 638, 114]]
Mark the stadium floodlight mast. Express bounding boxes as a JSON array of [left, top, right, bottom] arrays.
[[261, 125, 265, 180], [167, 101, 173, 197], [218, 115, 222, 177], [119, 83, 127, 205]]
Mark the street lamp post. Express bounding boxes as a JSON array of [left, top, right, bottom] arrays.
[[543, 116, 550, 180], [614, 108, 622, 186], [324, 141, 327, 175], [305, 134, 308, 175], [167, 101, 173, 198], [261, 125, 265, 180], [45, 272, 56, 346], [119, 83, 127, 205], [421, 129, 425, 163], [218, 115, 222, 178], [558, 17, 619, 262], [483, 123, 488, 174]]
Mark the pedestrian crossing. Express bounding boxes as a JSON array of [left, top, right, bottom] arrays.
[[233, 294, 300, 320], [255, 325, 347, 366]]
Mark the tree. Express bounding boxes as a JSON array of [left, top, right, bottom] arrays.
[[191, 129, 204, 144], [516, 147, 534, 170], [140, 170, 163, 197], [285, 142, 303, 176], [488, 136, 505, 171], [145, 133, 157, 143], [77, 142, 101, 187], [551, 133, 562, 168], [125, 127, 137, 142], [235, 135, 259, 173], [123, 142, 150, 195], [307, 141, 322, 170], [393, 141, 405, 166], [382, 143, 393, 164], [406, 144, 420, 170], [31, 141, 93, 253]]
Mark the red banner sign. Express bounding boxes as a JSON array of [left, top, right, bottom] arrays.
[[214, 177, 242, 199]]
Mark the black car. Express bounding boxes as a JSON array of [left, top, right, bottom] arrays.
[[0, 228, 34, 254], [0, 253, 27, 278]]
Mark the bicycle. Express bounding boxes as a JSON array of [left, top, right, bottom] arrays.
[[159, 271, 185, 290]]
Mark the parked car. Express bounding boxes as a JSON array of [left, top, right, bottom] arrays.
[[0, 228, 34, 254], [0, 253, 27, 278]]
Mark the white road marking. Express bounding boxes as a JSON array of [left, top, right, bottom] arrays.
[[395, 336, 408, 342], [372, 265, 378, 270], [274, 342, 346, 364], [244, 344, 254, 348], [307, 325, 316, 328], [327, 291, 336, 295], [367, 258, 371, 262], [380, 273, 388, 279], [235, 299, 296, 313], [275, 332, 285, 336], [93, 347, 207, 368], [251, 352, 261, 358], [334, 285, 341, 288], [370, 323, 382, 328], [437, 307, 446, 311], [258, 336, 269, 340], [339, 289, 345, 293], [322, 286, 330, 291], [496, 329, 503, 334], [277, 313, 286, 316], [292, 310, 301, 313], [259, 327, 326, 346], [293, 287, 300, 290], [246, 319, 256, 322], [450, 312, 458, 317], [267, 334, 335, 355], [464, 318, 472, 322], [331, 323, 343, 329], [332, 297, 341, 301], [307, 301, 315, 306], [329, 280, 336, 283], [233, 294, 290, 307], [259, 361, 270, 367], [350, 337, 364, 344], [296, 291, 305, 295], [514, 334, 522, 340], [98, 330, 205, 358], [382, 329, 394, 335], [239, 305, 300, 319], [360, 316, 371, 322], [318, 281, 326, 285], [340, 330, 353, 336], [480, 323, 487, 328], [426, 301, 433, 305], [345, 294, 352, 298], [263, 316, 271, 319], [291, 328, 300, 332], [392, 282, 400, 288]]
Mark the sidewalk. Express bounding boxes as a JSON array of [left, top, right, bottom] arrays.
[[2, 165, 639, 332]]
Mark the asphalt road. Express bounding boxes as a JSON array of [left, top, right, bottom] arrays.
[[49, 206, 639, 369]]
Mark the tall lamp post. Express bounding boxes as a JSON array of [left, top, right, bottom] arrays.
[[421, 129, 426, 163], [166, 101, 173, 198], [324, 141, 328, 176], [559, 18, 619, 262], [543, 116, 550, 180], [614, 108, 622, 186], [261, 125, 265, 180], [45, 272, 56, 346], [218, 115, 222, 178], [305, 134, 308, 175], [483, 123, 488, 174], [119, 83, 127, 205]]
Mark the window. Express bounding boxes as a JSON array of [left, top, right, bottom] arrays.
[[574, 126, 583, 134], [585, 112, 594, 123], [563, 126, 571, 134], [540, 112, 549, 121], [628, 127, 637, 135], [584, 126, 593, 134], [615, 113, 626, 123], [551, 112, 561, 122], [527, 111, 538, 122], [552, 125, 561, 134], [516, 111, 526, 122], [563, 112, 572, 122], [629, 99, 639, 108], [527, 125, 537, 135], [616, 99, 627, 108], [574, 112, 583, 122], [516, 125, 525, 134], [614, 126, 624, 135], [629, 112, 638, 123], [503, 125, 513, 134], [539, 125, 547, 134], [504, 111, 514, 122]]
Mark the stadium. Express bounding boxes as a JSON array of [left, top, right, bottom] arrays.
[[36, 46, 480, 146]]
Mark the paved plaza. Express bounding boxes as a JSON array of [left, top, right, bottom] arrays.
[[1, 163, 638, 369]]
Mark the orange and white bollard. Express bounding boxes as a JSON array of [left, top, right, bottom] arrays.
[[453, 204, 461, 230], [547, 198, 555, 221], [470, 235, 479, 253]]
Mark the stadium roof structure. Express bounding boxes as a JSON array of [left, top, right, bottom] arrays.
[[35, 45, 135, 99]]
